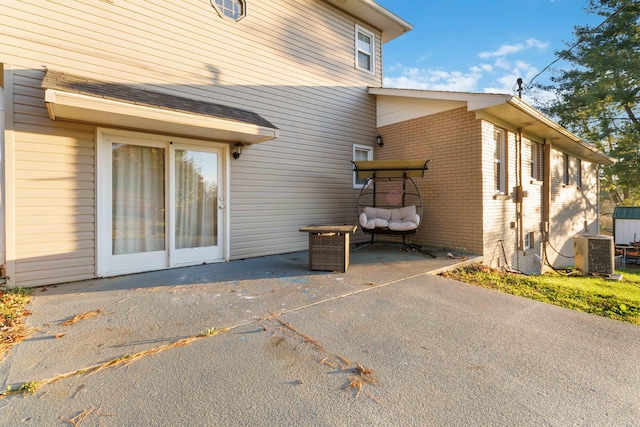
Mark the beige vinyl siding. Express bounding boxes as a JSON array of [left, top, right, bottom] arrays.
[[11, 68, 96, 286], [1, 0, 383, 284]]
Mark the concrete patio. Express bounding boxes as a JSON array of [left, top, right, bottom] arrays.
[[1, 245, 638, 426]]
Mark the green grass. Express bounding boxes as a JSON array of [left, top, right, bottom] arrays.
[[441, 265, 640, 325], [0, 287, 35, 359]]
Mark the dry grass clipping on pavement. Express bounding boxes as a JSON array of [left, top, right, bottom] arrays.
[[346, 363, 377, 399], [65, 406, 114, 427], [263, 316, 379, 401], [65, 407, 94, 427], [61, 308, 105, 326], [0, 327, 230, 399]]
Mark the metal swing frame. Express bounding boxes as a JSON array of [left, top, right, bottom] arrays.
[[352, 159, 433, 256]]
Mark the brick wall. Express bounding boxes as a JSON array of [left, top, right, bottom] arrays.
[[378, 106, 601, 274], [377, 107, 484, 254], [546, 150, 600, 268], [482, 127, 545, 274]]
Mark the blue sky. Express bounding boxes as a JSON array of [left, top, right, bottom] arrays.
[[376, 0, 603, 101]]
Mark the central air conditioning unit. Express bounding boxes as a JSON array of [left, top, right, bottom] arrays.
[[574, 235, 615, 275]]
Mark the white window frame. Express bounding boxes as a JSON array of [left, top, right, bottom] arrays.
[[494, 128, 506, 194], [576, 158, 582, 188], [212, 0, 246, 21], [524, 231, 533, 250], [353, 144, 373, 188], [355, 25, 375, 75], [530, 142, 542, 182]]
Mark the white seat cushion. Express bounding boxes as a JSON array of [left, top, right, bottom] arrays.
[[360, 205, 420, 231]]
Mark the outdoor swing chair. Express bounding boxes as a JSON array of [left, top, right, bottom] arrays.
[[352, 159, 433, 256]]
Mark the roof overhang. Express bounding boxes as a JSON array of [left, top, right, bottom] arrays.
[[323, 0, 412, 42], [369, 87, 616, 166], [44, 89, 279, 145], [483, 96, 616, 166]]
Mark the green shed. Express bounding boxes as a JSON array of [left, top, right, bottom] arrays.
[[613, 206, 640, 245]]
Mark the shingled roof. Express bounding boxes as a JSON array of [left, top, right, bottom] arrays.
[[41, 69, 278, 130]]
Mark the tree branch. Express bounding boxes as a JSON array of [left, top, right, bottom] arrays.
[[623, 104, 639, 124]]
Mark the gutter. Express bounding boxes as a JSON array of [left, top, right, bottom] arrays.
[[507, 97, 616, 166]]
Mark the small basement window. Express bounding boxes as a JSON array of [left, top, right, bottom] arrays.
[[211, 0, 246, 21], [524, 231, 534, 250]]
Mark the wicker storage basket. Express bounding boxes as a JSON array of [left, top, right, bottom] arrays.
[[309, 232, 350, 272]]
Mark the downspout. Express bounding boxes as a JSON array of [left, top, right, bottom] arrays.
[[514, 81, 524, 270], [515, 128, 523, 271], [596, 165, 601, 236], [542, 139, 552, 272], [0, 85, 4, 281], [2, 65, 14, 287]]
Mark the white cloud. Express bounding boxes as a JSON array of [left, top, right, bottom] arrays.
[[383, 66, 483, 92], [478, 38, 549, 59], [494, 57, 512, 70], [383, 38, 551, 98]]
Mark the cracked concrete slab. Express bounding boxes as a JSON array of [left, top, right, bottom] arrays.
[[1, 247, 638, 426]]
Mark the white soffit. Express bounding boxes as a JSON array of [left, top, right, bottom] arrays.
[[369, 87, 615, 165], [369, 87, 510, 128], [481, 98, 616, 165], [324, 0, 412, 42], [45, 89, 279, 145]]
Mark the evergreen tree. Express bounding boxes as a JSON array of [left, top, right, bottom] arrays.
[[537, 0, 640, 206]]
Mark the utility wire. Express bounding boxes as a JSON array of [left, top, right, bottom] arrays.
[[527, 2, 633, 88]]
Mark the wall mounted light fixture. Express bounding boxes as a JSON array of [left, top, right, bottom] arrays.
[[233, 142, 244, 159], [376, 134, 384, 147]]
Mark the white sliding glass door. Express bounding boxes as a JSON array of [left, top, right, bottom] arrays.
[[98, 130, 226, 276], [172, 146, 222, 265]]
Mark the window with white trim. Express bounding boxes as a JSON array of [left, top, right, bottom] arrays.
[[212, 0, 245, 21], [353, 144, 373, 188], [524, 231, 534, 250], [494, 128, 506, 194], [530, 142, 543, 181], [355, 26, 375, 74], [576, 158, 582, 188]]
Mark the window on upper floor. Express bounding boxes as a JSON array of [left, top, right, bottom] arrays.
[[494, 128, 506, 194], [576, 158, 582, 188], [353, 144, 373, 188], [530, 141, 543, 182], [355, 25, 375, 74], [211, 0, 246, 21], [562, 153, 570, 186]]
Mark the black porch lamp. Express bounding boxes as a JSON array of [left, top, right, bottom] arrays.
[[233, 143, 244, 159], [376, 134, 384, 147]]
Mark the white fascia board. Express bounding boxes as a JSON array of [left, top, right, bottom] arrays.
[[369, 87, 510, 108], [369, 87, 510, 127], [45, 89, 279, 145], [324, 0, 412, 42], [507, 97, 616, 166]]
